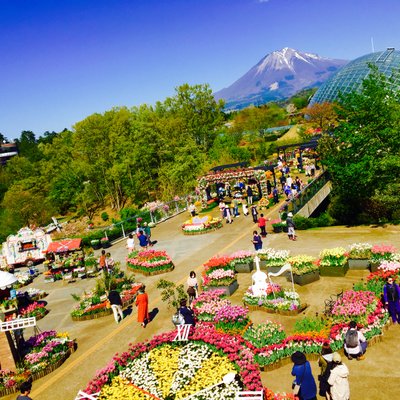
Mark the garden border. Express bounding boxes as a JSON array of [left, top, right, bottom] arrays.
[[126, 265, 174, 276], [0, 344, 76, 398]]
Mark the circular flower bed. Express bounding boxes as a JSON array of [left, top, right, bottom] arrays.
[[182, 215, 222, 235], [127, 250, 174, 275], [84, 326, 263, 398]]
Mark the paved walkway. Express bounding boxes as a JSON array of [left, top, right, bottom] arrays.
[[4, 206, 400, 400]]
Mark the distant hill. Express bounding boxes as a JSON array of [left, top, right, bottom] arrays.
[[214, 47, 348, 110]]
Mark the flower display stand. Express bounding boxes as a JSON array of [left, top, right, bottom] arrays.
[[348, 259, 370, 270], [292, 271, 320, 286], [204, 280, 238, 296], [319, 264, 349, 277], [234, 262, 254, 273]]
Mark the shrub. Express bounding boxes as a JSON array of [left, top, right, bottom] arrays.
[[101, 212, 109, 221]]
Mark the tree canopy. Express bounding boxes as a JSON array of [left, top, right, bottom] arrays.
[[318, 65, 400, 223]]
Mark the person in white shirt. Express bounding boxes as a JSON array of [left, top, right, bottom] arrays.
[[126, 234, 135, 253]]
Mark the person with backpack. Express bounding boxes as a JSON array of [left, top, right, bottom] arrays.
[[383, 276, 400, 323], [343, 320, 367, 360]]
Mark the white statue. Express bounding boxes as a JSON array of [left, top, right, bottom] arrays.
[[251, 255, 269, 296]]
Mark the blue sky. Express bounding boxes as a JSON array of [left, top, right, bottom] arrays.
[[1, 0, 399, 139]]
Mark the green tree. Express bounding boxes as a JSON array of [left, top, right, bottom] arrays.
[[163, 83, 225, 152], [318, 65, 400, 223]]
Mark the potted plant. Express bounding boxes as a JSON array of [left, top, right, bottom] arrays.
[[230, 250, 254, 273], [272, 221, 285, 233], [257, 248, 290, 272], [347, 243, 372, 269], [202, 268, 238, 296], [100, 237, 111, 248], [91, 239, 101, 250], [370, 244, 397, 272], [287, 255, 319, 285], [318, 247, 348, 276]]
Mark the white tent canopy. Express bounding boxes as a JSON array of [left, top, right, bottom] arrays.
[[0, 271, 18, 290]]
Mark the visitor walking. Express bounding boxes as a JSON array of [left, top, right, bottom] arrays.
[[242, 198, 249, 216], [246, 186, 253, 204], [135, 286, 149, 327], [98, 250, 106, 271], [318, 343, 334, 399], [187, 271, 199, 304], [327, 352, 350, 400], [179, 298, 195, 326], [106, 289, 124, 324], [383, 276, 400, 323], [219, 201, 226, 219], [189, 203, 196, 217], [16, 381, 33, 400], [251, 205, 258, 223], [290, 351, 317, 400], [225, 206, 233, 224], [143, 222, 153, 246], [252, 230, 263, 251], [126, 234, 135, 253], [138, 230, 149, 249], [343, 321, 367, 360], [286, 212, 296, 240], [232, 198, 240, 217], [258, 213, 267, 237], [105, 252, 115, 273], [273, 186, 279, 204]]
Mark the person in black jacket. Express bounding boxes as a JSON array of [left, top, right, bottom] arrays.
[[106, 290, 124, 324], [179, 298, 195, 326]]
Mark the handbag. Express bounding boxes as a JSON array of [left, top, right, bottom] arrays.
[[187, 286, 196, 296], [172, 311, 185, 326], [292, 364, 306, 396]]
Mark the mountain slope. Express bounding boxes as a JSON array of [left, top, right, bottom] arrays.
[[214, 47, 348, 109]]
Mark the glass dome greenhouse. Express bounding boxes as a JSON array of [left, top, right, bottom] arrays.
[[310, 48, 400, 104]]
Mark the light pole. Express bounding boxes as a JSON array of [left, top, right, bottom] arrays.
[[181, 372, 236, 400]]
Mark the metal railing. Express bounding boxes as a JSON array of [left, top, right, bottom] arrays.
[[283, 171, 330, 215], [99, 194, 202, 241]]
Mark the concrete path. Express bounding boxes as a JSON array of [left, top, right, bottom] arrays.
[[4, 206, 400, 400]]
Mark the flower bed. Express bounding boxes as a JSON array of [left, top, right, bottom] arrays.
[[243, 285, 302, 315], [19, 301, 48, 320], [371, 243, 397, 263], [192, 289, 229, 322], [71, 283, 142, 321], [287, 255, 318, 275], [257, 248, 290, 268], [0, 331, 75, 395], [215, 304, 251, 335], [354, 269, 400, 297], [347, 242, 372, 260], [330, 290, 386, 326], [127, 249, 174, 275], [230, 250, 254, 273], [84, 325, 263, 398], [182, 215, 223, 234], [243, 320, 287, 348]]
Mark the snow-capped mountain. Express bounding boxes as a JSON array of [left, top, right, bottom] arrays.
[[214, 47, 348, 109]]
